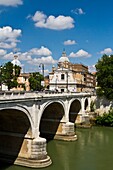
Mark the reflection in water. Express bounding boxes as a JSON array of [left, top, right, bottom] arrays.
[[1, 126, 113, 170]]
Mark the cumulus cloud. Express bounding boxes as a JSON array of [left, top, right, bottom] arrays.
[[88, 65, 96, 73], [100, 48, 113, 55], [69, 49, 91, 58], [32, 11, 74, 30], [3, 51, 32, 61], [64, 40, 77, 45], [17, 52, 32, 61], [71, 8, 85, 15], [29, 46, 52, 56], [0, 49, 7, 56], [0, 42, 17, 49], [0, 0, 23, 6], [0, 26, 21, 49], [3, 52, 15, 60], [28, 56, 57, 65], [2, 46, 57, 69]]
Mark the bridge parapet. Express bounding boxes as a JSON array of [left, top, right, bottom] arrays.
[[0, 91, 92, 101]]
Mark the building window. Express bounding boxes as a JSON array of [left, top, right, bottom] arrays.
[[61, 74, 64, 80], [61, 89, 64, 92]]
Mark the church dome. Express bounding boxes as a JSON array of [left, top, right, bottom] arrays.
[[58, 50, 69, 63], [11, 55, 21, 67]]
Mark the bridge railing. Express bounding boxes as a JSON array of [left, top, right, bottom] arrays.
[[0, 90, 94, 100], [0, 91, 35, 100]]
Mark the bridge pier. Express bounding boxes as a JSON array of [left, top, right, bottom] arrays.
[[0, 131, 52, 168], [54, 122, 77, 141], [14, 137, 52, 168]]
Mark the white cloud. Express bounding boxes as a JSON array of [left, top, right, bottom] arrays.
[[0, 49, 7, 56], [3, 52, 32, 61], [69, 49, 91, 58], [0, 0, 23, 6], [17, 52, 32, 61], [100, 48, 113, 55], [28, 56, 57, 65], [0, 26, 21, 41], [64, 40, 77, 45], [0, 42, 16, 49], [3, 52, 14, 59], [0, 26, 21, 49], [88, 65, 96, 73], [71, 8, 85, 15], [32, 11, 74, 30], [3, 46, 55, 67], [29, 46, 52, 56]]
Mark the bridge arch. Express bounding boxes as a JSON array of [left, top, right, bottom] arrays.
[[0, 105, 34, 135], [69, 99, 81, 123], [0, 107, 33, 164], [39, 101, 65, 139]]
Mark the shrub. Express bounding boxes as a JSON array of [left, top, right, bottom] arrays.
[[95, 109, 113, 126]]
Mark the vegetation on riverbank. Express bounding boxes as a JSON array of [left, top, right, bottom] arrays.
[[95, 54, 113, 100], [95, 109, 113, 126]]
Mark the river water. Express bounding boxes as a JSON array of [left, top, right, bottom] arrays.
[[1, 126, 113, 170]]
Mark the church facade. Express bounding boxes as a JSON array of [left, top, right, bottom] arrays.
[[49, 51, 96, 93]]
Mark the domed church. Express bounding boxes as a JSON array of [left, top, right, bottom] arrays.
[[11, 55, 22, 67], [49, 50, 96, 93]]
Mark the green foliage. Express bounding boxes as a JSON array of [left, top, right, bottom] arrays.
[[13, 65, 21, 77], [0, 62, 21, 90], [95, 109, 113, 126], [95, 54, 113, 100], [29, 72, 44, 91]]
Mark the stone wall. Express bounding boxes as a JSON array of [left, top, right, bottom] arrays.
[[91, 95, 113, 115]]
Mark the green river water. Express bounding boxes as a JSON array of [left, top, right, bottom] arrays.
[[1, 126, 113, 170]]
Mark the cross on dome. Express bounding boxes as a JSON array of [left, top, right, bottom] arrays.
[[58, 50, 70, 63]]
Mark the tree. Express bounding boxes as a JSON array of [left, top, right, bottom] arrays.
[[95, 54, 113, 100], [29, 72, 44, 91], [0, 62, 21, 90]]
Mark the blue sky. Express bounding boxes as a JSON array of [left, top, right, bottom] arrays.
[[0, 0, 113, 74]]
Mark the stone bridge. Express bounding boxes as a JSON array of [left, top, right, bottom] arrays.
[[0, 91, 92, 168]]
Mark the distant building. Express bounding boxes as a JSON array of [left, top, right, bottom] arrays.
[[49, 50, 96, 92], [13, 73, 30, 91], [11, 55, 30, 91], [44, 75, 49, 89], [11, 55, 22, 67]]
